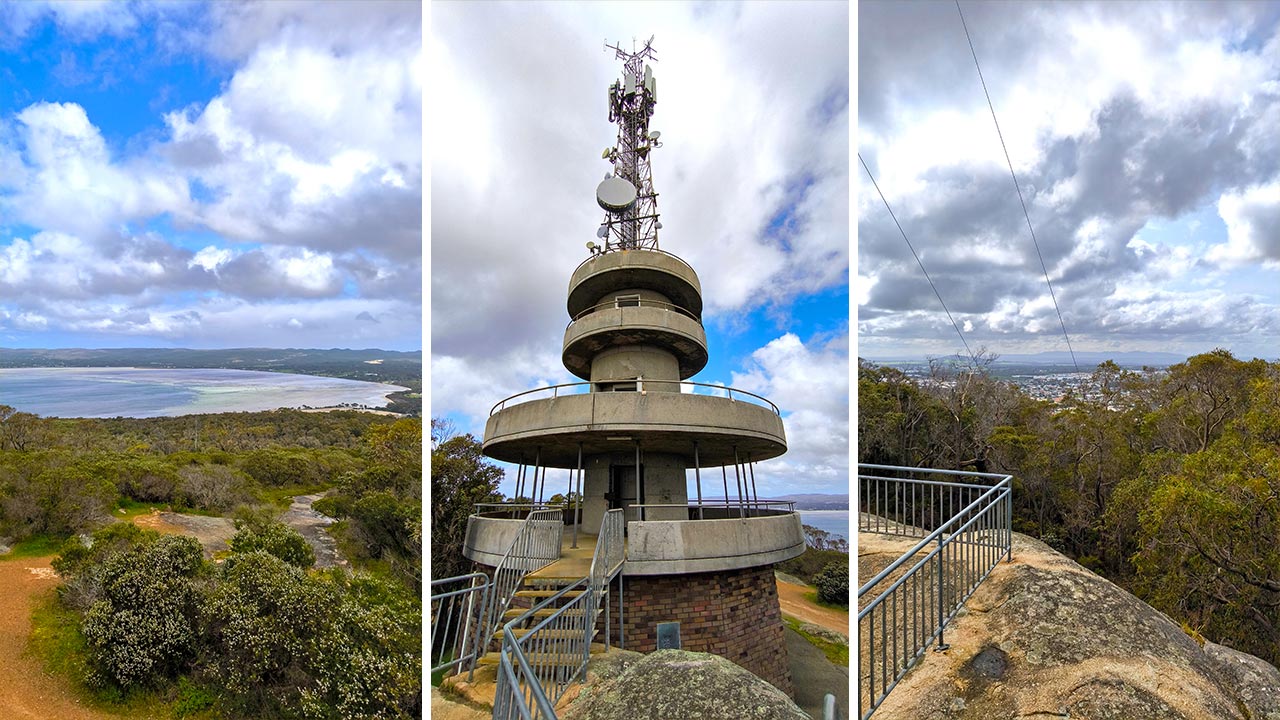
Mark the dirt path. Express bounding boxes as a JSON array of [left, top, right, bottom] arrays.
[[280, 494, 345, 569], [0, 557, 120, 719], [776, 578, 849, 637]]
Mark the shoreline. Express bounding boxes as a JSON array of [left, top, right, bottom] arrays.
[[0, 367, 411, 419]]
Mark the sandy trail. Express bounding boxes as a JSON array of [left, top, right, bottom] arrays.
[[0, 558, 121, 719], [776, 578, 849, 637]]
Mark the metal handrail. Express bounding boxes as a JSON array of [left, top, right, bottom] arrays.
[[430, 573, 490, 676], [472, 509, 564, 680], [856, 464, 1012, 719], [492, 510, 625, 720], [473, 502, 567, 518], [628, 500, 796, 512], [489, 380, 780, 416], [493, 577, 594, 720], [571, 246, 698, 277], [566, 298, 701, 327]]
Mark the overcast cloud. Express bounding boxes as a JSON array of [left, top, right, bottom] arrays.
[[430, 1, 850, 497], [859, 1, 1280, 362], [0, 1, 421, 350]]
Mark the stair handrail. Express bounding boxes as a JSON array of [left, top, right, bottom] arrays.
[[493, 576, 593, 719], [589, 509, 626, 607], [491, 510, 626, 719], [472, 508, 564, 679]]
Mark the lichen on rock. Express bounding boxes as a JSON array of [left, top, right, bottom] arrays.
[[561, 649, 809, 720], [866, 532, 1280, 720]]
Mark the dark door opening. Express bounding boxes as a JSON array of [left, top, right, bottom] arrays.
[[608, 464, 645, 520]]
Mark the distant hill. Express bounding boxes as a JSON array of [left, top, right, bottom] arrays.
[[763, 493, 849, 511], [865, 350, 1187, 369]]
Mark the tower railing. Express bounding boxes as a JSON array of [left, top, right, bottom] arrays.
[[492, 509, 626, 720], [571, 246, 696, 275], [566, 298, 701, 326], [473, 509, 564, 679], [489, 380, 780, 415], [856, 464, 1012, 719]]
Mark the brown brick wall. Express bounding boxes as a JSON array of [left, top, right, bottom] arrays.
[[596, 565, 793, 697]]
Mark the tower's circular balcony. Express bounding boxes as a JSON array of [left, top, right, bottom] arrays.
[[462, 503, 805, 574], [567, 249, 702, 319], [483, 381, 786, 467], [562, 301, 708, 380]]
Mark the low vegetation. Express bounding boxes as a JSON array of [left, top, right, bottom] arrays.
[[0, 406, 423, 718]]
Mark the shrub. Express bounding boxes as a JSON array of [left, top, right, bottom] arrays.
[[813, 561, 849, 606], [80, 534, 205, 688], [228, 510, 315, 568]]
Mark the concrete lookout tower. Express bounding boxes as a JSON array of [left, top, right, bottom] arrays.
[[463, 37, 804, 697]]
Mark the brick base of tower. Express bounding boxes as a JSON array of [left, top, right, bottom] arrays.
[[598, 565, 794, 697]]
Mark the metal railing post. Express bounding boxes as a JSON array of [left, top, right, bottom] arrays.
[[934, 533, 949, 651], [572, 443, 583, 549], [694, 440, 704, 520]]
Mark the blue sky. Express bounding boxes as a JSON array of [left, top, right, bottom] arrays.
[[429, 1, 850, 498], [859, 1, 1280, 363], [0, 2, 421, 351]]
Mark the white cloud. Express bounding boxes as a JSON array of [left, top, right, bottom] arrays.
[[730, 332, 850, 494], [1211, 182, 1280, 268]]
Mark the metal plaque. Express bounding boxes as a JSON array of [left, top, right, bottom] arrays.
[[656, 621, 681, 650]]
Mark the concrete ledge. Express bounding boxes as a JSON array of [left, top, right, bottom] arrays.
[[623, 512, 806, 575], [462, 515, 525, 565], [567, 250, 702, 318], [483, 392, 786, 467], [562, 305, 707, 380]]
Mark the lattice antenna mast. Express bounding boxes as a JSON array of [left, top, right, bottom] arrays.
[[593, 36, 662, 252]]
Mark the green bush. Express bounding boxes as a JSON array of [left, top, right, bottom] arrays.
[[813, 561, 849, 606], [228, 510, 315, 568], [80, 534, 205, 688]]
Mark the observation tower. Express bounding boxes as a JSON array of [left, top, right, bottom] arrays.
[[462, 37, 804, 698]]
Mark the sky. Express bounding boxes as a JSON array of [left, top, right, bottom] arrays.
[[0, 1, 421, 351], [859, 1, 1280, 364], [429, 2, 851, 498]]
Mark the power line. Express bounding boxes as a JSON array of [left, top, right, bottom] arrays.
[[955, 0, 1079, 372], [859, 152, 976, 367]]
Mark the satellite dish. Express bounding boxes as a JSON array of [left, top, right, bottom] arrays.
[[648, 131, 661, 141], [602, 147, 612, 159], [655, 221, 663, 229], [596, 175, 637, 212], [586, 241, 598, 251], [596, 226, 609, 238]]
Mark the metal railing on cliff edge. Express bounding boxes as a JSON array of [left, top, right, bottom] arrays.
[[857, 464, 1012, 719]]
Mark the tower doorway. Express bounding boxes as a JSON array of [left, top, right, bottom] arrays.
[[609, 463, 645, 520]]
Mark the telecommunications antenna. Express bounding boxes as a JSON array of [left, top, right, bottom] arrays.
[[594, 35, 662, 252]]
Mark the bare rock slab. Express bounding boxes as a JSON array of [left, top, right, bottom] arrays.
[[561, 649, 809, 720]]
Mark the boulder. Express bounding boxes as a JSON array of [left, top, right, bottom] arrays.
[[561, 649, 809, 720], [866, 532, 1280, 720]]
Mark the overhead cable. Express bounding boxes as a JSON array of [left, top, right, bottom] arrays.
[[859, 152, 977, 368], [955, 0, 1080, 372]]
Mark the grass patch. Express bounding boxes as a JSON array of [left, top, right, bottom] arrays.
[[114, 497, 164, 520], [256, 483, 334, 509], [783, 615, 849, 666], [803, 588, 850, 611], [2, 534, 66, 559]]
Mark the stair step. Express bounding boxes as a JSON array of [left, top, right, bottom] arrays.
[[476, 643, 610, 667], [495, 627, 598, 641], [514, 589, 587, 599], [503, 606, 592, 621]]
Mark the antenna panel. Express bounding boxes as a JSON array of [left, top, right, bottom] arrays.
[[624, 72, 636, 96], [643, 66, 654, 96]]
